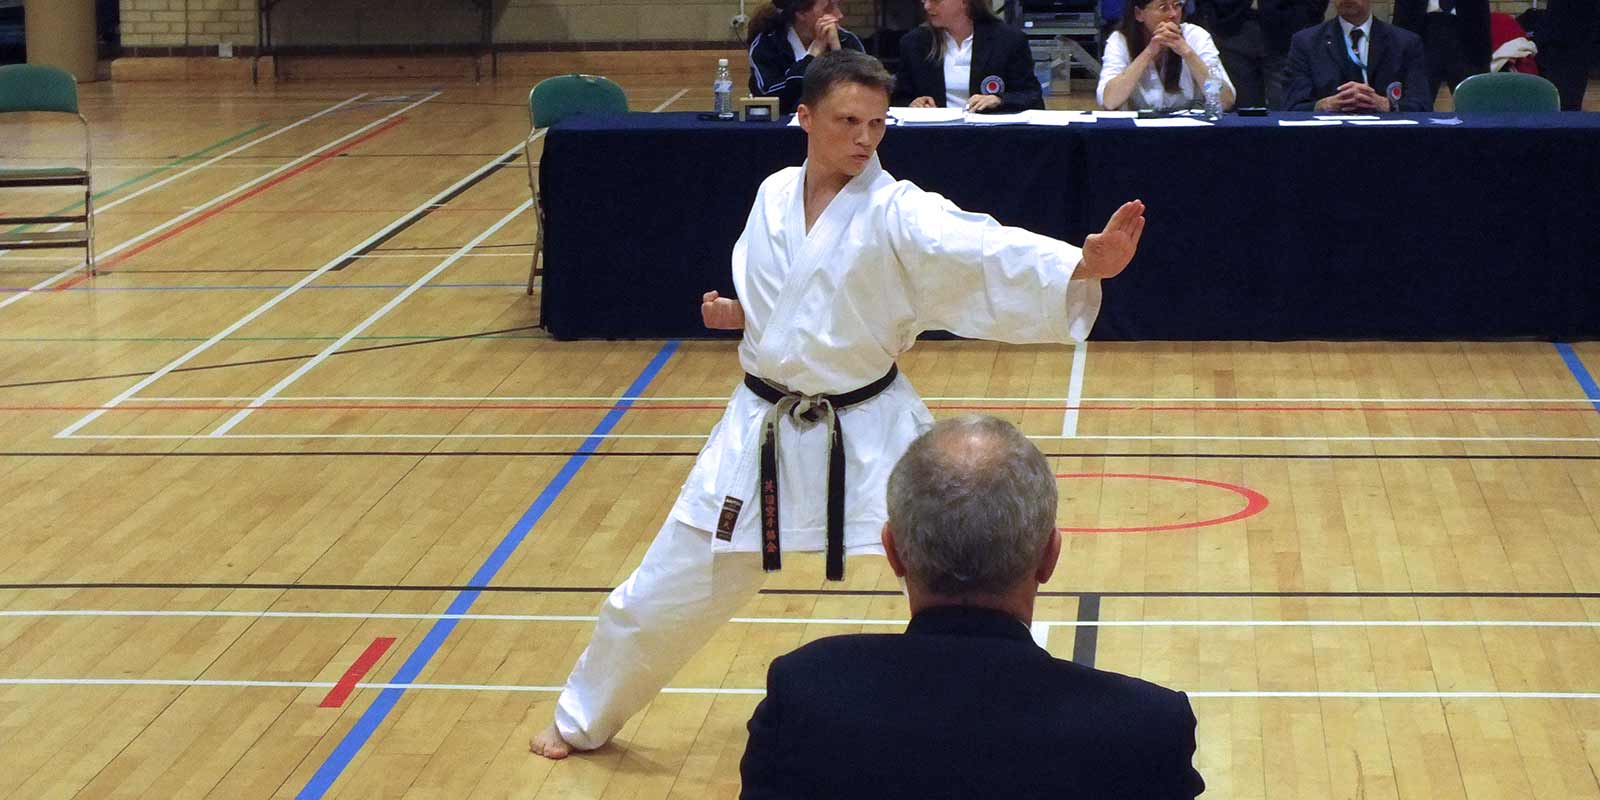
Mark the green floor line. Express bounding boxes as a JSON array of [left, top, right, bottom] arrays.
[[6, 122, 274, 235]]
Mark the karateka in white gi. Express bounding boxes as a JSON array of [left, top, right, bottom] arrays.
[[531, 49, 1146, 759]]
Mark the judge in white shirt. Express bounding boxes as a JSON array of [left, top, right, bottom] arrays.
[[530, 49, 1145, 760], [892, 0, 1044, 113], [1098, 0, 1236, 111]]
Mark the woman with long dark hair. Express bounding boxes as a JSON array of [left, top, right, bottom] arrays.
[[747, 0, 866, 114], [1098, 0, 1235, 111], [892, 0, 1043, 112]]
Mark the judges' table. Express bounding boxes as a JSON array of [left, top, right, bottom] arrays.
[[538, 112, 1600, 341]]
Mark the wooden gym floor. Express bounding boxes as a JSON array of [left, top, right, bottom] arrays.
[[1, 71, 1599, 799]]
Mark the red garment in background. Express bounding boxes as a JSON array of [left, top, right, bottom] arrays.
[[1491, 12, 1540, 74]]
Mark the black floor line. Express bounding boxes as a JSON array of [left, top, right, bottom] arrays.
[[2, 582, 1596, 600]]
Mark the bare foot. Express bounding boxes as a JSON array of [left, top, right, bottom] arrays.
[[529, 723, 572, 760]]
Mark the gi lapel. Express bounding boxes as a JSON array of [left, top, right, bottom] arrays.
[[756, 157, 879, 368]]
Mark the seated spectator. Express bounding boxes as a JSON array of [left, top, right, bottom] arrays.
[[1098, 0, 1237, 111], [747, 0, 866, 115], [1194, 0, 1328, 110], [892, 0, 1045, 113], [740, 415, 1206, 800], [1281, 0, 1432, 110]]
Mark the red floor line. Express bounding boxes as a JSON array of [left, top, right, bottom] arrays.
[[318, 637, 395, 709], [55, 116, 409, 292], [5, 403, 1594, 414]]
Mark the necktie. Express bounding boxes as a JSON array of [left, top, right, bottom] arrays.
[[1349, 27, 1364, 59]]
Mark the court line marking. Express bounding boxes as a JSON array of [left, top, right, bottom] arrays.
[[295, 342, 679, 799], [208, 199, 534, 436], [57, 114, 417, 289], [6, 609, 1600, 629], [1, 678, 1597, 701], [1556, 343, 1600, 414], [62, 433, 1600, 443], [21, 402, 1600, 415], [0, 94, 367, 310], [298, 89, 691, 799], [122, 395, 1600, 405], [5, 122, 273, 236], [1061, 342, 1086, 437], [54, 134, 535, 440]]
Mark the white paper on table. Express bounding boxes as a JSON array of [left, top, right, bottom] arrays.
[[1024, 109, 1095, 125], [1315, 114, 1379, 120], [1348, 119, 1420, 125], [1278, 119, 1343, 126], [888, 106, 965, 124], [1429, 117, 1464, 125], [1093, 110, 1138, 119], [1132, 117, 1214, 127], [962, 111, 1033, 125]]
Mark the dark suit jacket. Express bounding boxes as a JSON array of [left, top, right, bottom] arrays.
[[1281, 17, 1433, 111], [740, 606, 1206, 799], [891, 19, 1045, 112], [747, 26, 867, 115], [1195, 0, 1329, 54], [1392, 0, 1492, 72]]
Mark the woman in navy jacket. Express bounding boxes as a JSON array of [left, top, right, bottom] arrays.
[[892, 0, 1044, 113], [747, 0, 866, 115]]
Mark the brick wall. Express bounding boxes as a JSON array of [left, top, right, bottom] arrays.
[[119, 0, 258, 49], [115, 0, 1544, 51]]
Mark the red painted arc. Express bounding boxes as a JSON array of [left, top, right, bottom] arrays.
[[1055, 472, 1269, 533]]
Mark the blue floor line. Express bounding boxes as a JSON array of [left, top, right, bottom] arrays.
[[1555, 343, 1600, 413], [294, 340, 680, 799]]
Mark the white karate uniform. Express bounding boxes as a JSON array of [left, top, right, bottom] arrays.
[[554, 154, 1103, 749]]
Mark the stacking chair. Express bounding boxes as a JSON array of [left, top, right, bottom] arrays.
[[0, 64, 95, 274], [525, 73, 628, 294], [1452, 72, 1561, 112]]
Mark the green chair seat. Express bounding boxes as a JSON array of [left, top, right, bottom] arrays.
[[1453, 72, 1561, 112]]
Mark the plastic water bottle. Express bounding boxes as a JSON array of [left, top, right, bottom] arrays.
[[1203, 75, 1223, 119], [714, 58, 734, 115]]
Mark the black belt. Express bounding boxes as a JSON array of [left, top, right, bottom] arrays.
[[742, 364, 899, 581]]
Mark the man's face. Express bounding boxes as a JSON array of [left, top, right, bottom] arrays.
[[1335, 0, 1370, 21], [796, 81, 890, 178]]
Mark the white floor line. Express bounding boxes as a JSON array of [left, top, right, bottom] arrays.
[[8, 609, 1600, 630], [2, 677, 1598, 700], [208, 200, 533, 437], [0, 93, 368, 311], [119, 395, 1600, 405], [1061, 342, 1086, 438], [55, 134, 534, 440], [652, 89, 689, 112], [60, 432, 1600, 443]]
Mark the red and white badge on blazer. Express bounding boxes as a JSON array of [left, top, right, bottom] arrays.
[[981, 75, 1005, 94], [1386, 82, 1403, 106]]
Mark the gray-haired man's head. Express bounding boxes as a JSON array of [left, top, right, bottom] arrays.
[[885, 415, 1059, 599]]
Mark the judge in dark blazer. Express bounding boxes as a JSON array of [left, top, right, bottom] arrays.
[[1393, 0, 1491, 99], [1282, 0, 1432, 111], [891, 0, 1044, 113], [740, 416, 1205, 800]]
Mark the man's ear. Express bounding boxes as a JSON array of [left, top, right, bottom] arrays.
[[1036, 529, 1062, 585], [796, 103, 813, 133], [882, 523, 908, 578]]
